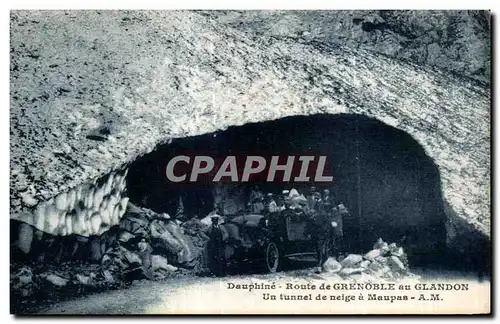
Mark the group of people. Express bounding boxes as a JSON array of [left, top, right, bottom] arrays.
[[205, 186, 350, 275], [248, 186, 348, 263], [248, 186, 341, 215]]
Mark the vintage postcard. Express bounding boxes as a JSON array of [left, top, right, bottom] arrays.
[[10, 10, 491, 315]]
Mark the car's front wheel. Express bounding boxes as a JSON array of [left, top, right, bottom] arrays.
[[318, 235, 337, 266], [264, 242, 280, 273]]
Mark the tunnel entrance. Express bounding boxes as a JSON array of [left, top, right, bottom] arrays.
[[127, 114, 447, 265]]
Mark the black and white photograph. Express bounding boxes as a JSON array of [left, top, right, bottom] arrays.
[[8, 8, 491, 315]]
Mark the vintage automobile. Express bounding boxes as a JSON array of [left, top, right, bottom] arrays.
[[206, 209, 335, 275]]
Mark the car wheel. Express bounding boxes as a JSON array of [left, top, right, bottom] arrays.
[[321, 236, 335, 260], [265, 242, 280, 273]]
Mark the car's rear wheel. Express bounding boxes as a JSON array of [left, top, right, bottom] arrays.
[[265, 242, 280, 273]]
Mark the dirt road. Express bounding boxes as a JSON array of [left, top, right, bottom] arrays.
[[36, 266, 489, 315], [39, 268, 318, 314]]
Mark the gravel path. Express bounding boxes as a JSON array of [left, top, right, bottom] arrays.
[[38, 268, 318, 314]]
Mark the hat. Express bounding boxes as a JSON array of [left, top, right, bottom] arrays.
[[291, 194, 308, 205], [288, 188, 300, 198]]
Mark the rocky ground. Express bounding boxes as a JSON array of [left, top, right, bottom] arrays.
[[12, 203, 416, 314], [11, 203, 210, 313]]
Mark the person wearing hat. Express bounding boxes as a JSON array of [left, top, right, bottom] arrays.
[[275, 194, 286, 212], [265, 193, 279, 213], [137, 238, 153, 280], [322, 189, 333, 209], [310, 189, 336, 268], [248, 186, 265, 214], [281, 189, 290, 209], [331, 203, 346, 257], [287, 188, 304, 210], [306, 186, 319, 214], [201, 206, 224, 226], [208, 216, 228, 276]]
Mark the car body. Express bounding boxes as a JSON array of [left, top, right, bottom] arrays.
[[206, 209, 334, 275]]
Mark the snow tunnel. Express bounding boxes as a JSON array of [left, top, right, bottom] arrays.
[[126, 114, 448, 266], [10, 113, 490, 274]]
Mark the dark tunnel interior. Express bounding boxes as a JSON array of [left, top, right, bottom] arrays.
[[127, 113, 453, 267]]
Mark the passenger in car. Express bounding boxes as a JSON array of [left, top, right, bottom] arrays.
[[248, 186, 265, 214], [321, 189, 333, 211], [306, 186, 319, 213], [265, 193, 279, 213], [275, 194, 286, 212]]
